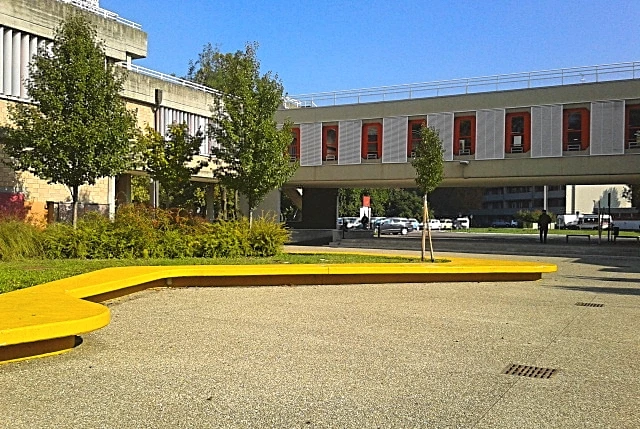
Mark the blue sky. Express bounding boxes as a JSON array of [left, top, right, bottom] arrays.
[[100, 0, 640, 96]]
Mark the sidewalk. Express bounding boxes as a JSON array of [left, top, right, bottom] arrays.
[[0, 246, 638, 428]]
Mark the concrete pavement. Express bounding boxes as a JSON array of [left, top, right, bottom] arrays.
[[0, 242, 638, 428]]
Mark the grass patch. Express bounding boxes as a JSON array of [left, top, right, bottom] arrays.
[[0, 252, 426, 294]]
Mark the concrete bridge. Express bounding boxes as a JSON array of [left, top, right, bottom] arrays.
[[275, 70, 640, 229]]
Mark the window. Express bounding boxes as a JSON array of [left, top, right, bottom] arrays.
[[408, 119, 426, 157], [454, 116, 476, 156], [563, 108, 590, 151], [505, 112, 530, 153], [362, 123, 382, 159], [323, 125, 338, 161], [626, 105, 640, 149], [288, 127, 300, 161]]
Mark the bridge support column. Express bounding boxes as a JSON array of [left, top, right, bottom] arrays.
[[299, 188, 338, 229]]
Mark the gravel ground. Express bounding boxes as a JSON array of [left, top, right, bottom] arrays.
[[1, 250, 639, 428]]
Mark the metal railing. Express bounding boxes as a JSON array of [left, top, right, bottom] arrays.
[[287, 61, 640, 108], [116, 62, 223, 96], [57, 0, 142, 30]]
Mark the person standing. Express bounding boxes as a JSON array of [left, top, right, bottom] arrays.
[[538, 209, 552, 243]]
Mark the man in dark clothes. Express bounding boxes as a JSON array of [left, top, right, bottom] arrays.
[[538, 209, 552, 243]]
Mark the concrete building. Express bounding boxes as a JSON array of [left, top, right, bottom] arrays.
[[276, 65, 640, 229], [0, 0, 218, 221]]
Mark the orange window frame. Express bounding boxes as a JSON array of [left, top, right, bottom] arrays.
[[625, 105, 640, 148], [408, 119, 426, 157], [288, 127, 300, 161], [454, 116, 476, 155], [563, 108, 590, 151], [505, 112, 531, 153], [362, 123, 382, 159], [322, 125, 338, 161]]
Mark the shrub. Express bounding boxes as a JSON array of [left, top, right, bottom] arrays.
[[247, 218, 289, 257], [0, 219, 43, 260]]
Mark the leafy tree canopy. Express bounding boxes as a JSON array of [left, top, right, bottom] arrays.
[[1, 15, 138, 210], [139, 123, 209, 209], [411, 125, 444, 195], [188, 42, 296, 223]]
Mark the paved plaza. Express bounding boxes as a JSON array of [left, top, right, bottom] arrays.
[[1, 239, 639, 428]]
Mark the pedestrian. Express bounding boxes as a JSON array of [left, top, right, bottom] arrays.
[[360, 214, 369, 229], [538, 209, 552, 244]]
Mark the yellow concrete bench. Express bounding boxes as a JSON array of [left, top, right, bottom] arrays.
[[0, 256, 556, 364]]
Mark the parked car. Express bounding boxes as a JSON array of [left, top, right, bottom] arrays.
[[454, 217, 470, 229], [491, 219, 518, 228], [378, 218, 414, 235], [440, 218, 453, 230], [426, 219, 441, 230], [341, 217, 361, 229], [408, 218, 421, 231]]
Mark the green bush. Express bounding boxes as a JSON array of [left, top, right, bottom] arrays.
[[248, 218, 290, 257], [3, 205, 289, 261], [0, 219, 43, 260]]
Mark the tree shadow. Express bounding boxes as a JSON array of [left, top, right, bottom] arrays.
[[553, 284, 640, 296]]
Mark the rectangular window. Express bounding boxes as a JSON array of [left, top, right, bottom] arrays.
[[454, 115, 476, 156], [322, 125, 338, 161], [362, 123, 382, 159], [626, 105, 640, 149], [563, 108, 590, 151], [288, 127, 300, 161], [408, 119, 426, 157], [505, 112, 530, 153]]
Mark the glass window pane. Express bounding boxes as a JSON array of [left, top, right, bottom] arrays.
[[568, 112, 582, 130], [511, 116, 524, 133], [629, 108, 640, 127], [459, 120, 471, 136]]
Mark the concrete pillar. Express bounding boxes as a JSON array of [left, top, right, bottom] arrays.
[[299, 188, 339, 229], [239, 189, 281, 221], [115, 174, 132, 207], [205, 183, 215, 222]]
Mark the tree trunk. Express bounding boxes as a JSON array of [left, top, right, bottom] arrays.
[[71, 185, 79, 229], [421, 194, 427, 262], [424, 193, 435, 262], [222, 186, 227, 220]]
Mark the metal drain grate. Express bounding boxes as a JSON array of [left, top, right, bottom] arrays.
[[575, 302, 604, 307], [503, 364, 557, 379]]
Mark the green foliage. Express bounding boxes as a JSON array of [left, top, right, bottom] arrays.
[[411, 126, 445, 195], [189, 42, 297, 220], [515, 209, 556, 226], [1, 15, 138, 211], [248, 217, 290, 256], [139, 123, 208, 209], [0, 220, 43, 261]]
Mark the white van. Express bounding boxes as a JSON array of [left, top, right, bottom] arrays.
[[454, 217, 470, 229], [427, 219, 441, 230]]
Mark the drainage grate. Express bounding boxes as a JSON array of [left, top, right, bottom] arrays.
[[503, 364, 557, 379], [575, 302, 604, 307]]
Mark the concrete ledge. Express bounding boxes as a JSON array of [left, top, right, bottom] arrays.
[[0, 254, 556, 364]]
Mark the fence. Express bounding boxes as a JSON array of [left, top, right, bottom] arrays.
[[46, 202, 109, 224]]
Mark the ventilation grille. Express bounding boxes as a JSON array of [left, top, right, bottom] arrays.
[[575, 302, 604, 307], [503, 364, 557, 379]]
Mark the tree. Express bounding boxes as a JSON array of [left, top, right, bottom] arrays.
[[188, 42, 297, 226], [411, 125, 444, 262], [139, 123, 208, 209], [1, 15, 138, 226]]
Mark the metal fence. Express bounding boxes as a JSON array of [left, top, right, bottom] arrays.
[[286, 61, 640, 108], [46, 202, 109, 224]]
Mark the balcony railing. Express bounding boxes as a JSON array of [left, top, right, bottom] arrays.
[[116, 62, 223, 96], [57, 0, 142, 30], [287, 61, 640, 108]]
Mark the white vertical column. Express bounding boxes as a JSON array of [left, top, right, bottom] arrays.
[[12, 30, 21, 96], [20, 33, 29, 99], [3, 29, 13, 96]]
